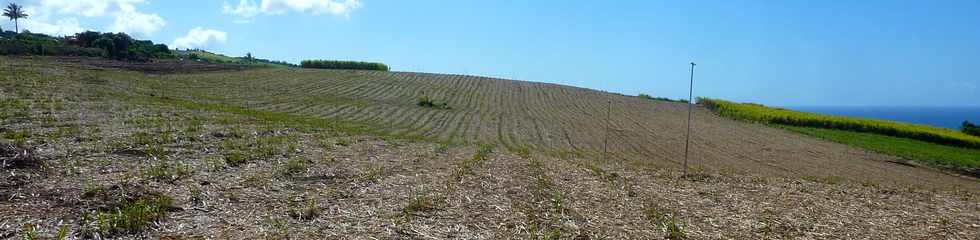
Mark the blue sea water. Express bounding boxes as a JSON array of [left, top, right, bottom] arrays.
[[784, 106, 980, 130]]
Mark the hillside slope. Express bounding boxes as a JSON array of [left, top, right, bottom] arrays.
[[127, 66, 977, 189], [1, 56, 978, 239]]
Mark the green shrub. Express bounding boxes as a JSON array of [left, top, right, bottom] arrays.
[[637, 93, 688, 103], [963, 121, 980, 137], [300, 59, 389, 71], [417, 96, 449, 109], [699, 98, 980, 149], [0, 31, 173, 61]]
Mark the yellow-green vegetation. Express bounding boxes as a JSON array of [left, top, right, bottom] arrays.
[[699, 98, 980, 149], [83, 194, 174, 237], [783, 126, 980, 176]]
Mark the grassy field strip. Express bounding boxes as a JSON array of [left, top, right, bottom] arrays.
[[698, 98, 979, 175], [782, 126, 980, 177], [700, 98, 980, 149]]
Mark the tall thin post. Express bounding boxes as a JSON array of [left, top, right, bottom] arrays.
[[683, 62, 696, 176], [603, 100, 612, 162]]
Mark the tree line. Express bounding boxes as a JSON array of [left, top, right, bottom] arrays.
[[1, 30, 174, 61], [301, 60, 390, 71]]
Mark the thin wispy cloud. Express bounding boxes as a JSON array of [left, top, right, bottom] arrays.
[[172, 27, 228, 50], [222, 0, 362, 23]]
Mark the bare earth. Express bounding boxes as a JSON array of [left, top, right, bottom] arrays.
[[0, 56, 977, 239]]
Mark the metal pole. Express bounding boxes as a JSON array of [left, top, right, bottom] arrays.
[[683, 62, 696, 176], [603, 100, 611, 162]]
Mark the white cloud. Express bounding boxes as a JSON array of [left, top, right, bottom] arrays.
[[222, 0, 362, 21], [223, 0, 261, 18], [261, 0, 362, 16], [12, 0, 165, 36], [172, 27, 228, 50], [108, 4, 166, 36], [23, 17, 86, 36], [16, 6, 86, 36]]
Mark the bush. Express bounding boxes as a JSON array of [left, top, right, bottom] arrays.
[[963, 121, 980, 137], [638, 93, 688, 103], [301, 59, 389, 71], [0, 31, 171, 61], [417, 96, 449, 109], [699, 98, 980, 149]]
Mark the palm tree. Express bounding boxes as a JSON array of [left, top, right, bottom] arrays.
[[3, 3, 28, 33]]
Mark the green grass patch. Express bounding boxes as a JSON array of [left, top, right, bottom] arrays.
[[700, 98, 980, 149], [783, 126, 980, 176], [417, 95, 450, 109], [83, 194, 173, 237]]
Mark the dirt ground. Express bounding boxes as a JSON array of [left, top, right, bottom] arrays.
[[39, 57, 976, 190], [1, 56, 978, 239]]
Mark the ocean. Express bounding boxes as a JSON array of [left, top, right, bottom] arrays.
[[784, 106, 980, 130]]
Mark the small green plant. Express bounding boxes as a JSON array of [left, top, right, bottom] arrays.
[[451, 144, 493, 180], [4, 129, 29, 146], [21, 224, 35, 240], [434, 143, 449, 153], [289, 199, 321, 221], [417, 96, 450, 109], [57, 224, 68, 240], [644, 203, 686, 240], [141, 161, 190, 183], [283, 157, 309, 176], [403, 192, 439, 216], [335, 138, 350, 146], [514, 146, 531, 159], [224, 152, 247, 166], [85, 194, 173, 237]]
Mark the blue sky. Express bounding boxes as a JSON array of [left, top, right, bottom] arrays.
[[2, 0, 979, 106]]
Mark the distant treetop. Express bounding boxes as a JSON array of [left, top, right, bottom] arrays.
[[301, 59, 389, 71]]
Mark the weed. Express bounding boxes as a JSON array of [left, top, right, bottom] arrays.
[[282, 157, 309, 176], [417, 96, 450, 109], [335, 138, 350, 146], [551, 192, 563, 215], [4, 129, 30, 146], [317, 138, 334, 151], [21, 224, 35, 240], [224, 152, 247, 166], [289, 199, 321, 221], [514, 146, 531, 159], [434, 143, 449, 154], [451, 144, 493, 180], [141, 161, 191, 183], [644, 202, 687, 240], [57, 224, 68, 240], [267, 218, 290, 239], [403, 192, 440, 216], [84, 194, 173, 237]]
